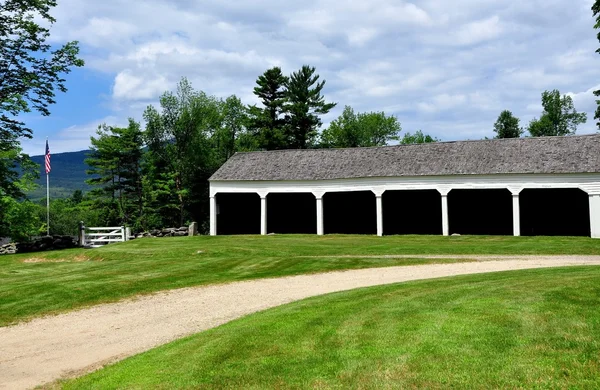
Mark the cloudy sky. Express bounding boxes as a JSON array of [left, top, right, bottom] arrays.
[[20, 0, 600, 155]]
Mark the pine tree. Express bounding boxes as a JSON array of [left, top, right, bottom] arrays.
[[85, 119, 144, 226], [284, 65, 336, 149], [247, 67, 288, 150]]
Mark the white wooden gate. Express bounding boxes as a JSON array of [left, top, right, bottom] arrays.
[[82, 226, 127, 248]]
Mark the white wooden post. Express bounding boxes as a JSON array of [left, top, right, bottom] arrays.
[[209, 196, 217, 236], [512, 193, 521, 237], [78, 221, 86, 247], [441, 193, 450, 236], [125, 227, 131, 241], [376, 194, 383, 237], [315, 193, 324, 235], [260, 195, 267, 235], [121, 226, 126, 242], [589, 194, 600, 238]]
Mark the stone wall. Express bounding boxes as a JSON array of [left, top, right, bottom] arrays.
[[1, 223, 199, 255], [0, 235, 78, 255], [133, 226, 190, 239]]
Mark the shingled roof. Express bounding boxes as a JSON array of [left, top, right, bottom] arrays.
[[210, 134, 600, 181]]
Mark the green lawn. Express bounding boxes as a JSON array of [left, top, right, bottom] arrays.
[[2, 234, 600, 326], [63, 266, 600, 389]]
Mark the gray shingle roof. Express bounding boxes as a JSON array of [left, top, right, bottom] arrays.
[[209, 134, 600, 181]]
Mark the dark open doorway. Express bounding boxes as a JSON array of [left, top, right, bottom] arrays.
[[267, 193, 316, 234], [520, 189, 590, 236], [448, 189, 513, 235], [323, 191, 376, 234], [383, 190, 442, 235], [216, 193, 260, 235]]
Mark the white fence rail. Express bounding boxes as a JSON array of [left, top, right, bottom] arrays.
[[81, 226, 129, 248]]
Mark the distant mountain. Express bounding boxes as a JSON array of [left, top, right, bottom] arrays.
[[28, 150, 92, 201]]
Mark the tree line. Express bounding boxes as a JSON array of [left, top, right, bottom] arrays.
[[81, 68, 409, 234], [493, 90, 587, 139]]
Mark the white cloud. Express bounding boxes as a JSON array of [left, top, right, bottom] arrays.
[[453, 16, 503, 46], [417, 94, 468, 114], [113, 70, 169, 101], [347, 28, 379, 47], [19, 0, 600, 152], [567, 85, 600, 113], [23, 116, 124, 155]]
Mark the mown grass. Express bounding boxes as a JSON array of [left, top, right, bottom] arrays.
[[2, 234, 600, 326], [63, 266, 600, 389]]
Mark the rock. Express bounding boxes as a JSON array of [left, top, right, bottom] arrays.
[[174, 231, 187, 236], [188, 222, 198, 236]]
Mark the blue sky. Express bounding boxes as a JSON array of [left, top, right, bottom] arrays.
[[20, 0, 600, 155]]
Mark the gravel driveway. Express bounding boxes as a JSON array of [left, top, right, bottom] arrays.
[[2, 255, 600, 389]]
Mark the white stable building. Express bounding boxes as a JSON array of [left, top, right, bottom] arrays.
[[209, 134, 600, 238]]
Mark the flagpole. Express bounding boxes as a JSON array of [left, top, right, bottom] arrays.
[[46, 171, 50, 236], [46, 137, 50, 236]]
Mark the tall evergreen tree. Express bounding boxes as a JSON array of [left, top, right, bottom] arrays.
[[247, 67, 288, 150], [85, 119, 144, 227], [284, 65, 336, 149], [527, 90, 587, 137], [493, 110, 523, 138]]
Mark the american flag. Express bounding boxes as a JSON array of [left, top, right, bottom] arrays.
[[45, 140, 51, 174]]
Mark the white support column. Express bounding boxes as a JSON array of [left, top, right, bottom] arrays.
[[375, 194, 383, 237], [589, 194, 600, 238], [508, 187, 522, 237], [209, 196, 217, 236], [440, 192, 450, 236], [315, 194, 324, 236], [512, 193, 521, 237], [260, 195, 267, 235]]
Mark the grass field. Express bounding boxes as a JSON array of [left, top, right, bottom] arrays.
[[62, 266, 600, 389], [2, 234, 600, 326]]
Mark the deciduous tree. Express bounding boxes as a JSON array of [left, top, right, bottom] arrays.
[[527, 90, 587, 137], [320, 106, 401, 148], [493, 110, 523, 138], [0, 146, 39, 239], [0, 0, 83, 197], [214, 95, 249, 161], [400, 130, 439, 144], [143, 78, 223, 227]]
